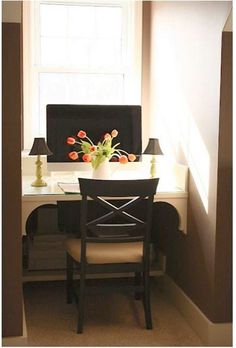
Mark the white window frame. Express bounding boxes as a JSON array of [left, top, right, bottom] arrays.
[[23, 0, 142, 150]]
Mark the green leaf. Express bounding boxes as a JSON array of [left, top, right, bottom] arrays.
[[92, 156, 106, 169], [81, 141, 91, 153]]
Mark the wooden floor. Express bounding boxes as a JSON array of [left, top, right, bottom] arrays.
[[22, 278, 203, 347]]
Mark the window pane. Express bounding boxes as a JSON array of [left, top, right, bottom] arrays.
[[41, 37, 67, 65], [40, 3, 123, 68], [95, 6, 122, 38], [40, 4, 67, 37], [68, 5, 95, 38], [38, 73, 124, 135], [38, 73, 68, 135], [86, 74, 123, 104], [67, 74, 91, 102], [67, 74, 123, 104], [67, 38, 90, 67], [91, 38, 122, 68]]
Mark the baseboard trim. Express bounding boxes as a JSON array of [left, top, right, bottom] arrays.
[[2, 299, 27, 347], [163, 275, 232, 346]]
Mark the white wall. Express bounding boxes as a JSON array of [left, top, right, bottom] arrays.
[[148, 0, 232, 321], [149, 1, 231, 216]]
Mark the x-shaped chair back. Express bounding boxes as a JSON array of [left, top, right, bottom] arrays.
[[79, 178, 159, 244]]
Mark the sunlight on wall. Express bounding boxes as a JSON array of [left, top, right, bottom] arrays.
[[155, 103, 210, 214], [188, 118, 210, 213], [150, 34, 189, 160], [150, 33, 210, 213]]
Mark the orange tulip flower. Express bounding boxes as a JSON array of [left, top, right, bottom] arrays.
[[104, 133, 111, 141], [128, 154, 136, 162], [90, 145, 97, 152], [111, 129, 118, 138], [67, 137, 76, 145], [68, 151, 78, 160], [119, 155, 128, 164], [77, 130, 86, 138], [82, 153, 92, 162]]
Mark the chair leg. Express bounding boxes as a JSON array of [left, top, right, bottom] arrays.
[[143, 270, 153, 329], [134, 271, 142, 300], [66, 253, 73, 304], [77, 265, 86, 334]]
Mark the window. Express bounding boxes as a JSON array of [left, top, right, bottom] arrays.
[[23, 0, 142, 149]]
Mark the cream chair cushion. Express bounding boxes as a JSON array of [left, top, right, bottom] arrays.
[[65, 238, 143, 264]]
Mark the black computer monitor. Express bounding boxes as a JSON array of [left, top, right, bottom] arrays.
[[46, 104, 142, 170]]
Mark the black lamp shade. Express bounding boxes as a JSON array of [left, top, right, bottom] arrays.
[[29, 137, 53, 156], [143, 138, 163, 155]]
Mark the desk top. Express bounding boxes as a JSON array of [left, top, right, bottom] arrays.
[[22, 171, 188, 233], [22, 172, 188, 201]]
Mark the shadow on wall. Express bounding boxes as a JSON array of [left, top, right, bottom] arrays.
[[152, 186, 214, 318]]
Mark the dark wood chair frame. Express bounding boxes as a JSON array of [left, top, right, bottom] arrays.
[[66, 178, 159, 333]]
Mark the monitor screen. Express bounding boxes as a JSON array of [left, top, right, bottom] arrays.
[[46, 104, 142, 167]]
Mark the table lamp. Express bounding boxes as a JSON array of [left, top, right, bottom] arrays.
[[143, 138, 163, 178], [29, 137, 53, 187]]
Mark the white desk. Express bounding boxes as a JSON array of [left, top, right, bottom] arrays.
[[22, 172, 188, 235]]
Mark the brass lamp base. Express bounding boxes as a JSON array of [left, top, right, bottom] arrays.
[[150, 155, 157, 178], [31, 178, 47, 187], [31, 155, 48, 187]]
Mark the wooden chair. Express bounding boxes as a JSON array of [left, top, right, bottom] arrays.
[[65, 178, 159, 333]]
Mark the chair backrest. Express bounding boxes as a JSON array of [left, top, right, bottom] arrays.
[[78, 178, 159, 246]]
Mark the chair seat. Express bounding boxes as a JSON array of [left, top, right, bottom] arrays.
[[65, 238, 143, 264]]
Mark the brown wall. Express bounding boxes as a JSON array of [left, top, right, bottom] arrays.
[[214, 31, 232, 322], [2, 22, 23, 336], [147, 1, 232, 322]]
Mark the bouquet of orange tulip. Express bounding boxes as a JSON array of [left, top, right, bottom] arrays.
[[67, 129, 136, 169]]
